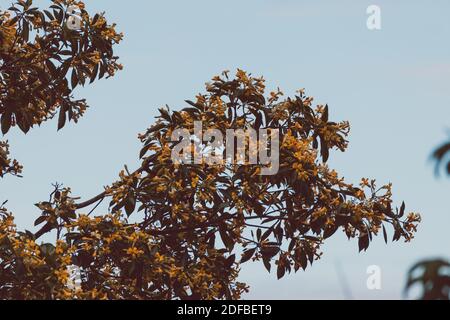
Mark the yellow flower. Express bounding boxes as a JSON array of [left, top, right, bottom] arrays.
[[60, 289, 74, 299], [125, 246, 144, 259], [167, 267, 179, 278], [191, 176, 200, 188], [360, 178, 370, 187], [355, 189, 366, 200], [55, 269, 69, 283], [60, 255, 72, 265], [154, 252, 165, 263]]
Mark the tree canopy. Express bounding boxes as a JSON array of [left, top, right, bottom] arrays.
[[402, 139, 450, 300], [0, 0, 421, 300], [405, 259, 450, 300]]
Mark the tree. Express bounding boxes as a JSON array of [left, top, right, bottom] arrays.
[[0, 0, 421, 300], [405, 259, 450, 300], [403, 140, 450, 300]]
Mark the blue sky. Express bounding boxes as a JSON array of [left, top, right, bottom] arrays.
[[1, 0, 450, 299]]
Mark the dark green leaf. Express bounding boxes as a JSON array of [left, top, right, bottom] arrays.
[[240, 248, 256, 263]]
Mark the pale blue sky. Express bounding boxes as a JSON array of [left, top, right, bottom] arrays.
[[1, 0, 450, 299]]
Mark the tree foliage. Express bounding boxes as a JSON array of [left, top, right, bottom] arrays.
[[0, 140, 22, 177], [404, 138, 450, 300], [0, 1, 421, 300], [405, 259, 450, 300], [0, 0, 122, 135], [432, 138, 450, 176]]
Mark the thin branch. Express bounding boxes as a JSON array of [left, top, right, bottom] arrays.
[[74, 191, 106, 209], [87, 197, 104, 216]]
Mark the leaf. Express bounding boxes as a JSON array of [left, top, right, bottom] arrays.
[[256, 228, 261, 242], [22, 21, 30, 42], [392, 228, 401, 242], [261, 246, 280, 259], [34, 215, 48, 227], [382, 225, 388, 244], [305, 244, 315, 264], [90, 63, 99, 83], [261, 228, 272, 242], [277, 261, 286, 280], [43, 10, 54, 20], [219, 228, 234, 252], [240, 248, 256, 263], [139, 146, 150, 159], [299, 250, 308, 270], [124, 194, 136, 217], [185, 100, 202, 110], [321, 104, 329, 122], [45, 60, 58, 78], [320, 138, 329, 162], [358, 233, 370, 252], [57, 108, 66, 131], [65, 232, 80, 241], [1, 113, 12, 135], [432, 142, 450, 176], [16, 111, 30, 134], [225, 254, 236, 268], [147, 123, 165, 134], [399, 201, 406, 218], [71, 69, 79, 89], [263, 258, 271, 273], [40, 243, 56, 256], [323, 224, 339, 239], [158, 108, 171, 122]]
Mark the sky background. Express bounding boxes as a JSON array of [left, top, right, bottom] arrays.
[[1, 0, 450, 299]]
